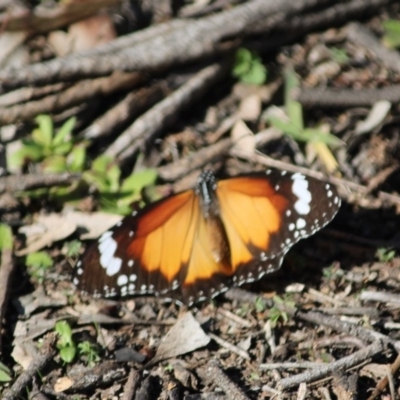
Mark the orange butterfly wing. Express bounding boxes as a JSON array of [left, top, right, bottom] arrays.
[[75, 169, 340, 304], [216, 171, 340, 286], [75, 190, 199, 298]]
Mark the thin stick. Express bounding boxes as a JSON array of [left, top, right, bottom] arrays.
[[0, 172, 80, 194], [0, 0, 321, 88], [121, 369, 141, 400], [278, 340, 383, 390], [208, 332, 251, 361], [2, 335, 57, 400], [105, 62, 229, 163], [205, 360, 250, 400]]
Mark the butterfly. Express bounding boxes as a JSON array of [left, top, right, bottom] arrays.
[[74, 169, 340, 305]]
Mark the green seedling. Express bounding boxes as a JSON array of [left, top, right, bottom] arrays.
[[0, 224, 13, 251], [84, 155, 158, 214], [10, 115, 77, 171], [265, 66, 342, 172], [55, 320, 76, 363], [268, 295, 295, 328], [0, 362, 12, 383], [382, 19, 400, 49], [266, 67, 341, 146], [233, 48, 267, 85], [328, 47, 349, 65], [78, 341, 100, 367], [26, 251, 53, 283], [254, 297, 266, 313], [62, 240, 82, 258], [376, 247, 396, 263]]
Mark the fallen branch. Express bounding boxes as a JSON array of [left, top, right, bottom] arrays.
[[202, 360, 250, 400], [0, 72, 142, 124], [0, 172, 80, 194], [105, 61, 230, 163], [121, 369, 141, 400], [278, 340, 384, 391], [0, 0, 323, 89], [2, 335, 57, 400]]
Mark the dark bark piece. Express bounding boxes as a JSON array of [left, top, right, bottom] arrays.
[[200, 360, 250, 400], [2, 335, 57, 400], [296, 85, 400, 108], [121, 369, 141, 400]]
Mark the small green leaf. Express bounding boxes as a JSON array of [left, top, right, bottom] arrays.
[[33, 115, 53, 147], [0, 224, 13, 250], [284, 67, 303, 129], [329, 47, 349, 64], [26, 251, 53, 269], [68, 146, 86, 172], [106, 164, 121, 193], [119, 169, 158, 206], [52, 141, 73, 156], [53, 116, 76, 146], [83, 171, 109, 192], [59, 346, 76, 363], [55, 320, 73, 346], [382, 19, 400, 48], [233, 48, 267, 86], [42, 155, 68, 173], [92, 155, 112, 174], [241, 62, 267, 85], [9, 140, 44, 168], [0, 362, 12, 383], [63, 240, 82, 257]]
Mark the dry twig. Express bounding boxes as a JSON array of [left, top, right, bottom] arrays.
[[121, 369, 141, 400], [278, 340, 384, 390], [105, 62, 230, 163], [0, 0, 323, 88], [0, 172, 80, 194], [202, 360, 250, 400], [2, 335, 57, 400]]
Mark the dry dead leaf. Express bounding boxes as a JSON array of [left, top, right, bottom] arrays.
[[17, 210, 122, 255], [11, 339, 38, 370], [355, 100, 391, 135], [54, 377, 74, 392], [49, 14, 116, 56], [17, 213, 76, 256], [230, 119, 255, 156], [149, 312, 210, 365], [67, 210, 122, 240], [238, 93, 262, 121]]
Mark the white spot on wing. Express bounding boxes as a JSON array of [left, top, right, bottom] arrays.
[[291, 173, 312, 215], [117, 274, 128, 286], [296, 218, 306, 229], [98, 233, 122, 276]]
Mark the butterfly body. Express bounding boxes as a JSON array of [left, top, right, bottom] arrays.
[[74, 169, 340, 305]]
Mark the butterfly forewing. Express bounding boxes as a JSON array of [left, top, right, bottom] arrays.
[[74, 189, 199, 298], [216, 170, 340, 285], [74, 169, 341, 304]]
